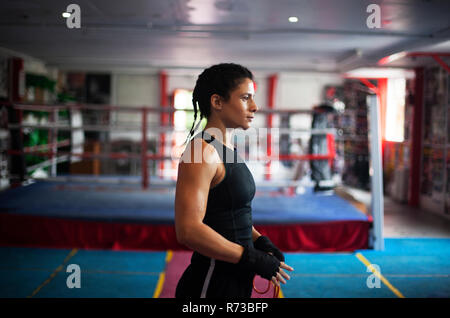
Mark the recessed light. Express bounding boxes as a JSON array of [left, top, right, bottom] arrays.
[[62, 12, 71, 18], [288, 16, 298, 23]]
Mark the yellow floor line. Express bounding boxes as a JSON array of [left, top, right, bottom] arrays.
[[278, 286, 284, 298], [27, 248, 78, 298], [153, 272, 166, 298], [165, 250, 173, 263], [355, 252, 405, 298], [153, 250, 173, 298]]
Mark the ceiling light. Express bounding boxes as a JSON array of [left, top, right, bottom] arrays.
[[288, 16, 298, 23], [62, 12, 71, 18], [378, 51, 407, 65], [344, 68, 415, 79]]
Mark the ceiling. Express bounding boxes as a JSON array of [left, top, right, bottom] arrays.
[[0, 0, 449, 73]]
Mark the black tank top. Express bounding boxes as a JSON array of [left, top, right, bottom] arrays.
[[190, 130, 256, 268]]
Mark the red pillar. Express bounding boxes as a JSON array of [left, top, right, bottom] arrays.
[[9, 57, 26, 184], [142, 108, 148, 189], [377, 78, 388, 163], [9, 58, 25, 103], [377, 79, 388, 140], [170, 93, 177, 180], [159, 71, 168, 178], [9, 58, 25, 140], [265, 75, 277, 180], [408, 68, 424, 207]]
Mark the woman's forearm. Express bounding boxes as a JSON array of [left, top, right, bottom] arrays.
[[178, 223, 244, 264]]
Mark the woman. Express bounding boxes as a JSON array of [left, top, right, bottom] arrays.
[[175, 63, 293, 298]]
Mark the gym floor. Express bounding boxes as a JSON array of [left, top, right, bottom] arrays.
[[1, 238, 449, 298]]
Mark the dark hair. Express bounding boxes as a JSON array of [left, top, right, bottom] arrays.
[[185, 63, 253, 143]]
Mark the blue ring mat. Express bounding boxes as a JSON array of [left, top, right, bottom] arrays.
[[0, 180, 369, 224]]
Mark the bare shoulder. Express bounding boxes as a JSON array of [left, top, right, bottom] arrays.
[[180, 138, 220, 165], [176, 138, 219, 188]]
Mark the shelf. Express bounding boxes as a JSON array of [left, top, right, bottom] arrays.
[[422, 143, 448, 148]]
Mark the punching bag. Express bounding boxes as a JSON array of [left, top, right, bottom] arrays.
[[309, 103, 336, 192]]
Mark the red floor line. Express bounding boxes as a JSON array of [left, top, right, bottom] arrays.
[[158, 250, 280, 298]]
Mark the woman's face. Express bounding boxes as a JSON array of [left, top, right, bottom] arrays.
[[218, 78, 259, 130]]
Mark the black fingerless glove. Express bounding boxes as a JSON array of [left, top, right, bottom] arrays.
[[254, 235, 285, 262], [238, 246, 280, 280]]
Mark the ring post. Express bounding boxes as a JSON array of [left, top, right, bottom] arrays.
[[367, 94, 384, 251]]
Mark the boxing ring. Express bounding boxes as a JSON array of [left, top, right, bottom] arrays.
[[0, 177, 371, 252], [0, 100, 376, 252]]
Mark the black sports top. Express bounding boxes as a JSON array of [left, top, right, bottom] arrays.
[[190, 130, 256, 268]]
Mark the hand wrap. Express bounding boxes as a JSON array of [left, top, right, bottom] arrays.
[[238, 246, 280, 280], [254, 235, 285, 262]]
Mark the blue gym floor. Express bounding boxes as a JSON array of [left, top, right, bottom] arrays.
[[1, 238, 448, 298]]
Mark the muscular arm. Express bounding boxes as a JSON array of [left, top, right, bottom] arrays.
[[175, 140, 244, 264]]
